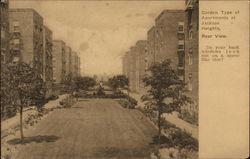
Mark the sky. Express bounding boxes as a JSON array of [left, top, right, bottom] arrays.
[[10, 0, 185, 76]]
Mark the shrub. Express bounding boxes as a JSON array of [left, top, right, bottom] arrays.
[[59, 96, 75, 108], [96, 86, 105, 97], [161, 120, 198, 151], [118, 99, 136, 109], [47, 95, 59, 101], [178, 108, 198, 126]]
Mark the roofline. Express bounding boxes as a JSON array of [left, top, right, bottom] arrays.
[[9, 8, 43, 19], [147, 26, 155, 34], [155, 9, 185, 22]]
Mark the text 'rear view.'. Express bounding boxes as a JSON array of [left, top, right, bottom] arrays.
[[1, 0, 199, 159]]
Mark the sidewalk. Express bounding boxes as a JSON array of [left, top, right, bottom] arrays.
[[122, 90, 198, 139], [1, 94, 68, 138]]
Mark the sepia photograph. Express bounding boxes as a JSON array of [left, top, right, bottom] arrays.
[[1, 0, 199, 159]]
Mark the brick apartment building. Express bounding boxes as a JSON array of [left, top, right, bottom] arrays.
[[0, 0, 9, 64], [185, 0, 199, 100], [135, 40, 148, 93], [122, 0, 199, 114], [184, 0, 199, 112], [147, 26, 156, 65], [122, 52, 129, 78], [73, 52, 80, 77], [52, 40, 66, 85], [155, 9, 186, 77], [3, 6, 81, 96], [65, 46, 72, 76], [76, 55, 81, 77], [71, 51, 76, 77], [9, 9, 44, 75], [42, 26, 53, 98]]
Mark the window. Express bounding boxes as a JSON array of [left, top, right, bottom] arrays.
[[178, 54, 184, 67], [13, 21, 19, 27], [1, 29, 5, 39], [188, 73, 192, 91], [188, 48, 193, 65], [178, 22, 184, 32], [1, 52, 5, 63], [12, 56, 20, 64], [156, 30, 159, 38], [189, 30, 193, 39], [178, 25, 184, 32], [178, 34, 184, 40], [13, 21, 20, 32], [13, 26, 19, 32], [178, 44, 184, 50], [13, 39, 20, 44]]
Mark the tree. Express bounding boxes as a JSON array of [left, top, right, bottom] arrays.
[[61, 73, 74, 95], [1, 62, 46, 140], [108, 75, 129, 92], [71, 76, 96, 100], [74, 76, 96, 91], [141, 59, 192, 142]]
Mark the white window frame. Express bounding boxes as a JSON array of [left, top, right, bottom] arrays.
[[189, 30, 193, 39], [13, 39, 20, 44], [1, 52, 6, 63], [188, 73, 193, 91], [189, 48, 193, 65]]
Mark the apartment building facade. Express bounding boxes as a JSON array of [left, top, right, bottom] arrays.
[[52, 40, 66, 84], [184, 0, 199, 112], [155, 10, 186, 79], [42, 26, 53, 98], [147, 26, 156, 65], [0, 0, 9, 64], [65, 46, 71, 76], [71, 51, 76, 77], [122, 1, 199, 116], [76, 56, 81, 77], [122, 52, 129, 78], [135, 40, 148, 93], [127, 47, 137, 92], [9, 9, 44, 75]]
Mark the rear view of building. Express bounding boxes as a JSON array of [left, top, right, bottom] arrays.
[[135, 40, 149, 93], [65, 46, 72, 76], [9, 9, 44, 75], [155, 9, 186, 80], [42, 26, 53, 98], [52, 40, 66, 85], [0, 0, 10, 64], [184, 0, 199, 113]]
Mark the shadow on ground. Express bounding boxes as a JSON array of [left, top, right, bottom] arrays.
[[70, 106, 86, 109], [7, 135, 61, 145]]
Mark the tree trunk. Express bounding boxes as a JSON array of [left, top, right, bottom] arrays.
[[20, 105, 24, 140], [158, 111, 162, 143]]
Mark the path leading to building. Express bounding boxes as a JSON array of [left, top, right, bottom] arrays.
[[14, 99, 158, 159]]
